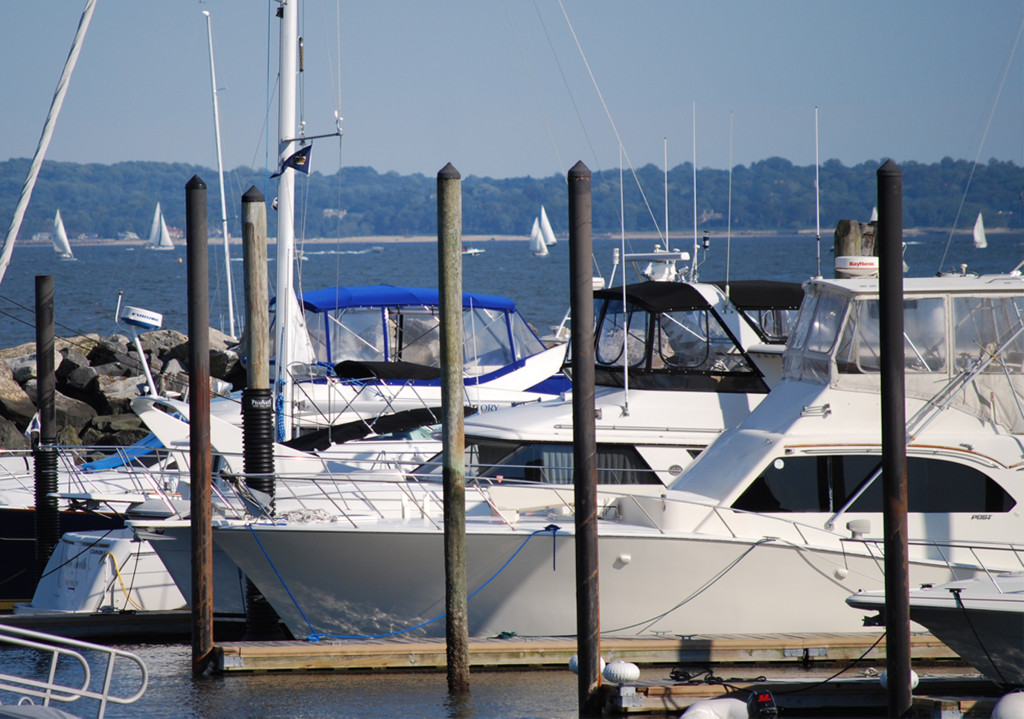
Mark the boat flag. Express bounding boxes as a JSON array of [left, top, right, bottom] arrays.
[[271, 145, 311, 177]]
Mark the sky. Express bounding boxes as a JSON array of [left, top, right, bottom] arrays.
[[2, 1, 1024, 181]]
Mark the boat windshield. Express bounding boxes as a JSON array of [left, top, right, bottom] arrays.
[[784, 286, 1024, 382], [302, 304, 545, 376], [591, 295, 768, 393], [411, 438, 663, 485]]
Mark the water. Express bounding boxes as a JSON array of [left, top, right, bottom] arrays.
[[0, 230, 1015, 348], [0, 641, 586, 718]]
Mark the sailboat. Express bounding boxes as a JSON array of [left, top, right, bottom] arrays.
[[528, 216, 548, 257], [974, 211, 988, 249], [539, 205, 557, 246], [52, 209, 75, 260], [145, 202, 174, 250]]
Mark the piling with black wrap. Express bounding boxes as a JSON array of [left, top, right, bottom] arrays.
[[33, 275, 59, 580]]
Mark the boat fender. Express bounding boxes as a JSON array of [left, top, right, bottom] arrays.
[[567, 654, 605, 674], [879, 669, 919, 690], [602, 660, 640, 683], [679, 698, 748, 719], [992, 690, 1024, 718]]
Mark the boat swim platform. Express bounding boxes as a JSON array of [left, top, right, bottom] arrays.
[[213, 632, 962, 673]]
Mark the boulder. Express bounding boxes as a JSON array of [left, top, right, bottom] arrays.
[[0, 360, 36, 430], [62, 365, 99, 396], [0, 415, 28, 449], [5, 352, 40, 384], [80, 413, 148, 447], [56, 347, 91, 381], [93, 374, 148, 415], [21, 381, 98, 433], [86, 334, 131, 367]]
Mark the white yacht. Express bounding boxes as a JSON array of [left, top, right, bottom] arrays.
[[209, 271, 1024, 640]]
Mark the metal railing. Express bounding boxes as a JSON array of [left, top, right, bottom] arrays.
[[0, 624, 147, 718]]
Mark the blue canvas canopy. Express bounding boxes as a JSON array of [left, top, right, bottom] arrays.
[[297, 285, 517, 314]]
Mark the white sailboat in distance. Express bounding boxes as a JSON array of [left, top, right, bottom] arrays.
[[145, 202, 174, 250], [529, 216, 548, 257], [973, 212, 988, 249], [540, 205, 557, 246], [52, 209, 75, 260]]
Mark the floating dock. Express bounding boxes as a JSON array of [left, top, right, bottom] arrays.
[[213, 633, 1005, 716], [213, 632, 960, 673]]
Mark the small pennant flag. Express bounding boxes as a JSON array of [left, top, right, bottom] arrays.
[[271, 145, 311, 177]]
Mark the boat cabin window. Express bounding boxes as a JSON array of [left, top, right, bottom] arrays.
[[954, 296, 1024, 373], [732, 454, 1014, 514], [412, 439, 663, 485]]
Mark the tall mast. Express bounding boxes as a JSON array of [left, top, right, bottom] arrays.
[[204, 10, 236, 338], [274, 0, 299, 440], [0, 0, 97, 286]]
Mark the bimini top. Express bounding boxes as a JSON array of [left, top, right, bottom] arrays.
[[709, 280, 805, 311], [594, 281, 713, 313], [299, 285, 516, 314]]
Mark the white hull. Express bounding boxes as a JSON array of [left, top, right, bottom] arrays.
[[212, 516, 981, 640], [849, 572, 1024, 686]]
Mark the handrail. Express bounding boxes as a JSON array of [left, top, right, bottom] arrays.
[[0, 624, 147, 718]]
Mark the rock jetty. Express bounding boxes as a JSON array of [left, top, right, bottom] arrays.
[[0, 329, 244, 449]]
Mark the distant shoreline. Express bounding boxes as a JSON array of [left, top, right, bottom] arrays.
[[19, 226, 996, 249]]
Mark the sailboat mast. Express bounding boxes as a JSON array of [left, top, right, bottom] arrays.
[[274, 0, 299, 440], [0, 0, 97, 287], [204, 10, 236, 338], [814, 106, 822, 279]]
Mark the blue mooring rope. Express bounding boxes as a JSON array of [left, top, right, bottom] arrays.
[[246, 522, 562, 642]]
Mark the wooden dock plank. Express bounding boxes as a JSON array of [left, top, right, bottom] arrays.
[[213, 633, 961, 673]]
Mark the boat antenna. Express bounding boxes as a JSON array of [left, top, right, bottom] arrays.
[[0, 0, 97, 287], [690, 102, 698, 281], [664, 137, 669, 256], [204, 10, 237, 339], [726, 111, 733, 297], [814, 106, 822, 279], [620, 144, 630, 415]]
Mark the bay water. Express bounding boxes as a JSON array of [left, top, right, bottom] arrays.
[[1, 230, 1014, 349]]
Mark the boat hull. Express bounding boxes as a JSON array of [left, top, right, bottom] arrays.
[[212, 519, 982, 640]]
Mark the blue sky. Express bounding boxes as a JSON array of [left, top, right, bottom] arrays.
[[2, 1, 1023, 180]]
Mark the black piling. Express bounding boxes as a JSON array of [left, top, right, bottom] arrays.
[[878, 159, 911, 717], [437, 162, 470, 694], [240, 185, 282, 640], [33, 275, 59, 580], [186, 175, 214, 676], [568, 161, 601, 717]]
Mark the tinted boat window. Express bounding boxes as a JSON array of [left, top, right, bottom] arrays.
[[414, 439, 663, 485], [732, 455, 1014, 513]]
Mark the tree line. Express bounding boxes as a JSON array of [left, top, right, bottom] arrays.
[[0, 156, 1019, 242]]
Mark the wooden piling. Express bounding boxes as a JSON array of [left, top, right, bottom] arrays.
[[437, 162, 469, 693], [568, 160, 601, 717], [240, 186, 281, 640], [878, 159, 911, 717], [186, 175, 214, 675], [33, 275, 58, 580]]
